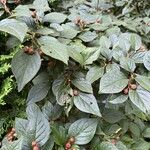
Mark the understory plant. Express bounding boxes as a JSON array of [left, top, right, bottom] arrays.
[[0, 0, 150, 150]]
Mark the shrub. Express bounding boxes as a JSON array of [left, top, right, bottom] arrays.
[[0, 0, 150, 149]]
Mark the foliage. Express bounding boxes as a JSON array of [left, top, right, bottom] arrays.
[[0, 0, 150, 150]]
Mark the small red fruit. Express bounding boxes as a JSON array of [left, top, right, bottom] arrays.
[[69, 137, 75, 144], [65, 142, 71, 150], [130, 84, 137, 90], [32, 141, 37, 147], [73, 90, 79, 96], [123, 88, 129, 95], [111, 139, 117, 145], [11, 128, 16, 133], [33, 145, 39, 150]]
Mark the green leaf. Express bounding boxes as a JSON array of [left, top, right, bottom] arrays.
[[27, 82, 50, 104], [68, 46, 83, 64], [15, 118, 28, 137], [1, 138, 23, 150], [12, 5, 31, 17], [129, 122, 141, 138], [38, 36, 69, 64], [143, 51, 150, 71], [11, 51, 41, 92], [73, 92, 101, 117], [99, 36, 111, 48], [120, 57, 136, 72], [68, 118, 98, 145], [26, 103, 50, 146], [102, 109, 124, 123], [135, 74, 150, 92], [99, 69, 128, 94], [116, 141, 128, 150], [72, 74, 93, 93], [79, 31, 98, 42], [51, 125, 67, 146], [42, 102, 63, 121], [109, 94, 128, 104], [143, 128, 150, 138], [33, 0, 50, 13], [44, 12, 67, 23], [0, 19, 28, 42], [86, 66, 104, 83], [129, 86, 150, 114], [82, 47, 101, 65], [95, 142, 118, 150], [42, 137, 54, 150], [130, 33, 142, 50]]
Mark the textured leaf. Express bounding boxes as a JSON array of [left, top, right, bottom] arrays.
[[86, 66, 104, 83], [15, 118, 28, 136], [99, 69, 128, 94], [135, 74, 150, 92], [1, 138, 23, 150], [0, 19, 28, 42], [11, 51, 41, 92], [79, 31, 97, 42], [73, 92, 101, 117], [44, 12, 67, 23], [103, 109, 124, 123], [72, 76, 93, 93], [129, 86, 150, 114], [68, 118, 98, 145], [109, 94, 128, 104], [82, 47, 101, 65], [96, 142, 118, 150], [116, 141, 128, 150], [41, 137, 54, 150], [120, 57, 136, 72], [33, 0, 50, 12], [143, 51, 150, 71], [38, 36, 69, 64], [130, 33, 142, 50], [26, 103, 50, 146], [99, 36, 111, 48]]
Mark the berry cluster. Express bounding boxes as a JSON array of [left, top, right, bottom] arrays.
[[65, 137, 76, 150], [24, 46, 35, 55], [7, 128, 16, 142], [123, 83, 137, 95]]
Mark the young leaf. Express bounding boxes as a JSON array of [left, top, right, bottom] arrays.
[[11, 51, 41, 92], [73, 92, 101, 117], [129, 86, 150, 114], [68, 118, 98, 145], [38, 36, 69, 64], [0, 19, 28, 42], [26, 103, 51, 146], [99, 69, 128, 94], [135, 74, 150, 92], [109, 94, 128, 104]]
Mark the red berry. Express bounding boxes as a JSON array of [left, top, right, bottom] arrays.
[[65, 142, 71, 150], [111, 139, 117, 145], [11, 128, 16, 134], [32, 141, 37, 147], [130, 84, 137, 90], [69, 137, 75, 144], [123, 88, 129, 95], [73, 90, 79, 96], [33, 145, 39, 150]]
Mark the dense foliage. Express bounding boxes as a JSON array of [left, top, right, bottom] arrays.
[[0, 0, 150, 150]]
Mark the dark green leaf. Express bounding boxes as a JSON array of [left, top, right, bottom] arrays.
[[68, 118, 98, 145], [11, 51, 41, 92], [73, 92, 101, 117]]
